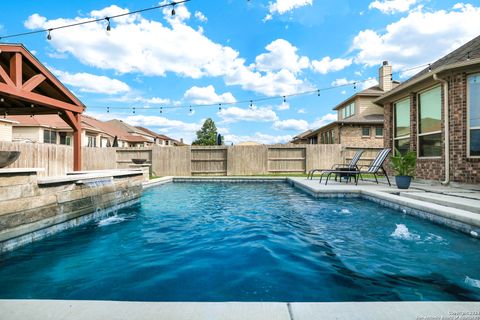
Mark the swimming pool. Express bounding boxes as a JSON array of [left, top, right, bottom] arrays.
[[0, 182, 479, 301]]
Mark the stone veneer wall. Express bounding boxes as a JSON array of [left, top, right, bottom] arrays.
[[383, 71, 480, 184], [0, 171, 143, 252]]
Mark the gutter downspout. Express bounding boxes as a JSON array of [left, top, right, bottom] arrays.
[[433, 73, 450, 185]]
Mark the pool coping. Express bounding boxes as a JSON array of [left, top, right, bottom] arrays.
[[1, 300, 479, 320]]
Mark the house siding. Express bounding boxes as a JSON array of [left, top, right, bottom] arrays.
[[0, 122, 13, 142]]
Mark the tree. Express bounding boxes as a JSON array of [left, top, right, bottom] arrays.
[[192, 118, 218, 145]]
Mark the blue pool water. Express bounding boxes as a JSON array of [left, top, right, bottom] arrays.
[[0, 182, 479, 301]]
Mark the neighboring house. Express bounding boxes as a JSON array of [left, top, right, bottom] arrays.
[[105, 120, 155, 147], [6, 115, 112, 147], [291, 130, 312, 144], [374, 35, 480, 184], [0, 118, 17, 142], [299, 61, 399, 148], [135, 126, 177, 146]]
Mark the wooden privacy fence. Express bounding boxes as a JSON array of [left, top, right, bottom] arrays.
[[1, 142, 347, 176]]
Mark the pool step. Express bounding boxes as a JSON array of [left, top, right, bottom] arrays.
[[401, 192, 480, 214]]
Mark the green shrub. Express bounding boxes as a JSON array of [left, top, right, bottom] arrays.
[[390, 149, 416, 177]]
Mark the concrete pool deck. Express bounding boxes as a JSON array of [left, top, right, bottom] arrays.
[[1, 300, 480, 320]]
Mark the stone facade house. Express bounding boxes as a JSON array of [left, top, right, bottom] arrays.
[[301, 61, 398, 149], [374, 35, 480, 184]]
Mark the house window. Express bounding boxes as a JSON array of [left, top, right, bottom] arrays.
[[418, 86, 442, 157], [375, 127, 383, 137], [468, 74, 480, 157], [87, 135, 97, 147], [59, 132, 71, 145], [43, 129, 56, 144], [394, 98, 410, 155], [342, 102, 355, 119], [331, 130, 335, 144], [362, 127, 370, 137]]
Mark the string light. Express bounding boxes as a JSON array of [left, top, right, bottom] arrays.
[[283, 96, 286, 103], [107, 107, 110, 113], [467, 52, 471, 61], [428, 64, 432, 72], [0, 1, 191, 41], [85, 62, 432, 114], [353, 82, 357, 90], [105, 17, 111, 31], [133, 107, 136, 114], [218, 103, 222, 111]]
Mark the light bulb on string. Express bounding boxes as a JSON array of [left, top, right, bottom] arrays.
[[47, 29, 52, 40], [171, 2, 176, 15], [218, 103, 222, 111], [107, 107, 110, 113], [283, 96, 286, 103], [105, 17, 111, 31], [249, 100, 253, 109], [317, 89, 320, 97], [133, 107, 136, 114]]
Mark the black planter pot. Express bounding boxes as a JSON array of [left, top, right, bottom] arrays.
[[395, 176, 412, 189]]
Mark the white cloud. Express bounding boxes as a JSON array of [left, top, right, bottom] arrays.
[[352, 4, 480, 70], [225, 132, 293, 145], [183, 85, 236, 105], [311, 56, 352, 74], [194, 11, 208, 22], [361, 77, 379, 89], [297, 108, 307, 114], [310, 113, 337, 128], [368, 0, 418, 14], [218, 106, 278, 124], [276, 102, 290, 111], [331, 78, 356, 87], [108, 95, 171, 105], [255, 39, 309, 74], [273, 119, 309, 131], [50, 68, 130, 95], [268, 0, 313, 15], [25, 5, 310, 97]]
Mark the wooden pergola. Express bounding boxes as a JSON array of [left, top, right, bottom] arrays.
[[0, 44, 85, 170]]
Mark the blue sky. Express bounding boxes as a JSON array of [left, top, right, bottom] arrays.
[[1, 0, 479, 143]]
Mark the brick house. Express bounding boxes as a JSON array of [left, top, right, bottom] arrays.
[[300, 61, 398, 148], [374, 35, 480, 184]]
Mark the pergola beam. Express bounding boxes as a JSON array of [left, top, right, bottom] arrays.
[[0, 65, 15, 87], [22, 74, 46, 92], [9, 53, 22, 88], [0, 83, 83, 113]]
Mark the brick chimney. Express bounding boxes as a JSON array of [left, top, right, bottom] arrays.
[[378, 60, 393, 92]]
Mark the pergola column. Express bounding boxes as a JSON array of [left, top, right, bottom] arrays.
[[62, 111, 82, 171]]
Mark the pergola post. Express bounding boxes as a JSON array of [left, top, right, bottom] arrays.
[[62, 111, 82, 171], [73, 113, 82, 171]]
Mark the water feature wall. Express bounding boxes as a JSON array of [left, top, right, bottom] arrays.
[[0, 169, 144, 252]]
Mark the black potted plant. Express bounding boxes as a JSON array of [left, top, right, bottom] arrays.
[[390, 149, 416, 189]]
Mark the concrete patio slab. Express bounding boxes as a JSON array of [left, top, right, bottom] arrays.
[[290, 302, 480, 320], [0, 300, 290, 320], [402, 192, 480, 214]]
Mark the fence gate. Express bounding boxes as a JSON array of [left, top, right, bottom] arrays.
[[191, 147, 227, 176]]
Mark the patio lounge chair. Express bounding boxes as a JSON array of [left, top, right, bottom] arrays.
[[307, 149, 364, 180], [319, 148, 392, 186]]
